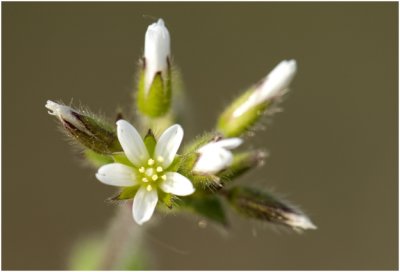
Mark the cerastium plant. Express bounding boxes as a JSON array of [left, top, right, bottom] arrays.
[[46, 18, 316, 268]]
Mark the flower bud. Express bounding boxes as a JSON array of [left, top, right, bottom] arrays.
[[217, 60, 297, 137], [137, 19, 172, 118], [225, 186, 316, 231], [45, 100, 121, 154], [144, 18, 170, 91], [193, 138, 243, 174], [219, 150, 267, 182]]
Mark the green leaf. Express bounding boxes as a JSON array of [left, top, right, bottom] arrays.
[[68, 236, 103, 270], [180, 194, 228, 227]]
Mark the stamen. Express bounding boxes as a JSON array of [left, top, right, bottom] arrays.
[[142, 177, 149, 183], [156, 166, 163, 172], [152, 174, 158, 181], [147, 159, 155, 166], [161, 175, 167, 181], [146, 185, 152, 191], [157, 156, 164, 163], [139, 167, 145, 173]]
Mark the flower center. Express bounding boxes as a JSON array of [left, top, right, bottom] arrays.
[[137, 157, 167, 191]]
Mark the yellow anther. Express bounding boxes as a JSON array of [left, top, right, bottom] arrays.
[[147, 159, 155, 166], [138, 167, 145, 173], [156, 166, 163, 172], [157, 156, 164, 163], [161, 175, 167, 181], [146, 185, 152, 191], [142, 177, 148, 183], [152, 174, 158, 181]]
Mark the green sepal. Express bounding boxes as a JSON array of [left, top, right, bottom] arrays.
[[182, 132, 220, 154], [180, 194, 228, 227], [137, 70, 171, 118], [158, 190, 175, 209], [54, 105, 122, 154], [219, 150, 267, 183], [223, 186, 308, 229], [217, 88, 268, 137], [143, 129, 157, 156], [109, 186, 139, 201], [188, 172, 222, 191], [84, 149, 114, 168], [177, 151, 222, 190], [79, 114, 122, 153], [112, 152, 135, 167], [167, 155, 182, 172]]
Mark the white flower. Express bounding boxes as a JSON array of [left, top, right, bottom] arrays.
[[193, 138, 243, 174], [233, 60, 297, 118], [95, 120, 194, 225], [144, 18, 170, 92]]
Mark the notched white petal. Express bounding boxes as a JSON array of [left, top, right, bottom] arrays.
[[95, 163, 136, 187], [160, 172, 195, 196], [154, 124, 183, 168], [117, 120, 149, 166], [132, 187, 158, 225]]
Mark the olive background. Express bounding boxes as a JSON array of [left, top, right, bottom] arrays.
[[2, 2, 398, 270]]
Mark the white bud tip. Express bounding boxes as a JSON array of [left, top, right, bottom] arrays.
[[286, 213, 317, 230], [232, 59, 297, 118], [45, 100, 71, 118], [144, 18, 171, 91], [45, 100, 91, 134], [259, 59, 297, 101]]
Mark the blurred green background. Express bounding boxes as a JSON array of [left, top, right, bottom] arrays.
[[2, 2, 398, 270]]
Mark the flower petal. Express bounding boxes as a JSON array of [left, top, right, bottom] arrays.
[[160, 172, 195, 196], [194, 147, 233, 174], [154, 124, 183, 168], [200, 138, 242, 151], [95, 163, 137, 187], [117, 120, 149, 166], [132, 186, 158, 225]]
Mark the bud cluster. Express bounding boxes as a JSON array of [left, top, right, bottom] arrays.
[[45, 18, 316, 232]]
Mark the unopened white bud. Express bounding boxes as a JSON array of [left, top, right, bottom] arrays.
[[193, 138, 243, 174], [233, 60, 297, 118], [144, 18, 170, 92], [45, 100, 91, 135]]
